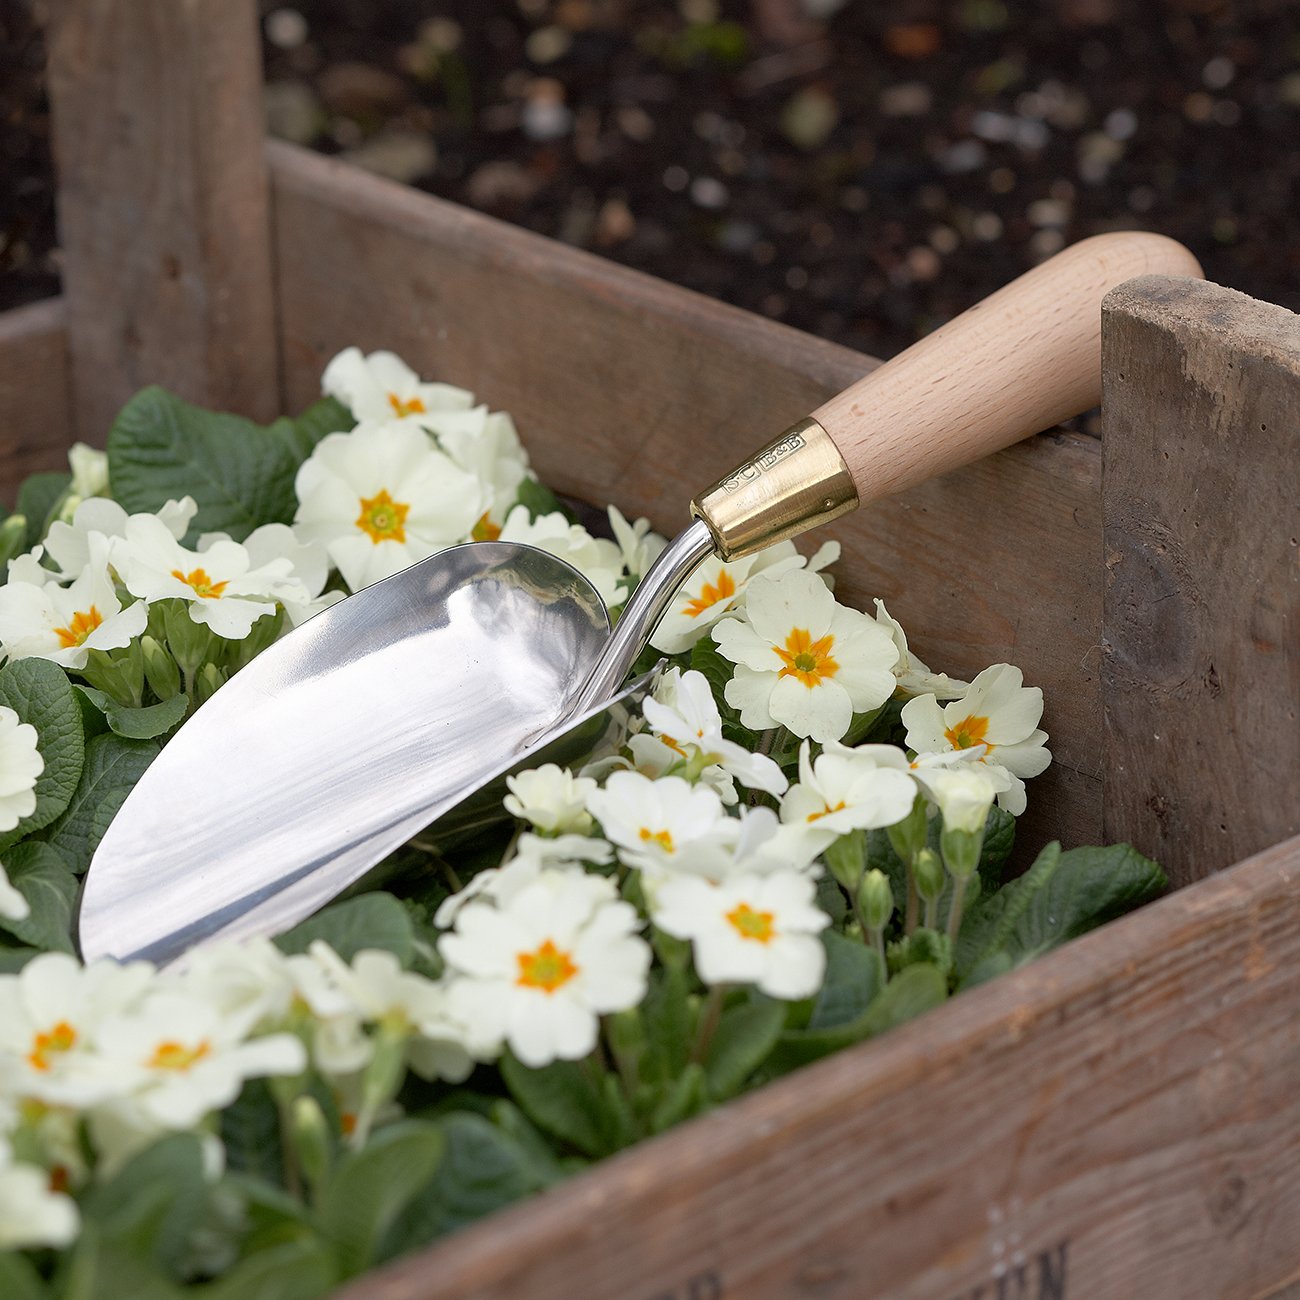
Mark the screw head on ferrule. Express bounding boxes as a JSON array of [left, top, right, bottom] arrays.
[[689, 417, 859, 561]]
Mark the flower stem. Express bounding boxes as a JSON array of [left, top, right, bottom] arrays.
[[945, 875, 970, 943], [277, 1098, 303, 1200], [904, 864, 919, 936], [689, 984, 728, 1065]]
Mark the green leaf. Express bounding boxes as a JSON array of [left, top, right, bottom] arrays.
[[689, 634, 761, 750], [956, 842, 1166, 986], [76, 687, 189, 741], [807, 931, 885, 1030], [0, 841, 77, 952], [767, 963, 947, 1074], [978, 806, 1017, 885], [43, 734, 158, 874], [57, 1230, 186, 1300], [704, 997, 786, 1100], [0, 657, 85, 851], [513, 475, 567, 521], [274, 893, 414, 965], [108, 387, 304, 542], [16, 471, 71, 550], [197, 1238, 338, 1300], [219, 1079, 284, 1187], [80, 1132, 210, 1277], [313, 1120, 444, 1277], [380, 1111, 554, 1259], [271, 396, 354, 464], [499, 1052, 612, 1158], [0, 945, 41, 971], [0, 1250, 49, 1300], [649, 1061, 708, 1133], [638, 965, 693, 1087]]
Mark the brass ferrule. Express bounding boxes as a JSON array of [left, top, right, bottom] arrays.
[[690, 417, 859, 561]]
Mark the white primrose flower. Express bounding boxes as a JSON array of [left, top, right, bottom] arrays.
[[293, 422, 486, 593], [648, 539, 839, 656], [0, 1137, 79, 1250], [900, 663, 1052, 816], [652, 870, 830, 1000], [0, 952, 155, 1107], [0, 706, 42, 833], [43, 496, 197, 582], [641, 667, 788, 798], [913, 764, 999, 835], [497, 507, 624, 608], [873, 600, 969, 700], [586, 770, 733, 874], [713, 568, 900, 744], [439, 868, 652, 1068], [624, 733, 739, 805], [67, 442, 110, 500], [92, 991, 307, 1130], [504, 764, 597, 835], [200, 523, 343, 627], [112, 515, 308, 641], [608, 507, 667, 595], [427, 406, 531, 538], [779, 741, 918, 845], [0, 538, 146, 669], [0, 860, 28, 921], [322, 346, 476, 430], [306, 943, 474, 1083]]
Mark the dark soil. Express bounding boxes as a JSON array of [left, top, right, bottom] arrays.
[[4, 0, 1298, 365]]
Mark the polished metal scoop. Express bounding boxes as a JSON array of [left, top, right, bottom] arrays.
[[78, 233, 1202, 964]]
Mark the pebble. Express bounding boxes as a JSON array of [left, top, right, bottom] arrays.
[[522, 79, 573, 141], [526, 27, 573, 65], [690, 176, 729, 209], [786, 266, 810, 290], [1202, 56, 1235, 90], [1027, 198, 1070, 227], [616, 106, 656, 141], [596, 197, 636, 246], [1103, 108, 1138, 141], [340, 130, 437, 184], [880, 82, 933, 116], [939, 139, 988, 174], [318, 62, 411, 117], [265, 8, 308, 50], [906, 245, 942, 281], [263, 81, 322, 145], [929, 224, 960, 254], [464, 160, 541, 207], [780, 86, 839, 150], [971, 211, 1003, 241], [662, 165, 689, 192], [1076, 131, 1124, 182]]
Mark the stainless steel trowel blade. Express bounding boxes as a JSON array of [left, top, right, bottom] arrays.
[[77, 542, 617, 967]]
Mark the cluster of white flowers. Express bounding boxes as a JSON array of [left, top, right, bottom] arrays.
[[298, 349, 665, 601]]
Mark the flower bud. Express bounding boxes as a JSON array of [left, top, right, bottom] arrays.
[[163, 601, 215, 674], [913, 847, 946, 903], [858, 868, 894, 932], [886, 791, 928, 865], [140, 636, 182, 701], [825, 829, 866, 895], [0, 514, 28, 570], [940, 826, 982, 880], [194, 663, 226, 705], [361, 1028, 409, 1117], [290, 1095, 332, 1190]]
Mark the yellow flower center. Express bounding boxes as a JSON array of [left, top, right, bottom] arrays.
[[472, 512, 502, 542], [638, 827, 675, 852], [27, 1021, 78, 1072], [171, 567, 228, 599], [726, 902, 776, 943], [944, 713, 994, 753], [775, 627, 839, 688], [148, 1039, 212, 1071], [387, 392, 427, 418], [807, 800, 847, 823], [53, 606, 103, 649], [356, 489, 410, 544], [684, 570, 735, 619], [516, 939, 579, 993]]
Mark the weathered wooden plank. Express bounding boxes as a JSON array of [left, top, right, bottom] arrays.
[[1102, 276, 1300, 887], [0, 298, 76, 503], [43, 0, 279, 439], [343, 833, 1300, 1300], [268, 142, 1103, 851]]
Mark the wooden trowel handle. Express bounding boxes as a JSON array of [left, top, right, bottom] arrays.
[[691, 231, 1203, 559]]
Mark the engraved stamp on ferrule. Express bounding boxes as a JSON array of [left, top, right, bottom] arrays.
[[718, 432, 807, 493]]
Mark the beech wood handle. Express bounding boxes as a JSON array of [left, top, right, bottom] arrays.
[[815, 231, 1203, 502]]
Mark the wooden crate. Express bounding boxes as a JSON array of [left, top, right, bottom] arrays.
[[3, 2, 1297, 1296]]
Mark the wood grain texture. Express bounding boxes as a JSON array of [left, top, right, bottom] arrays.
[[1102, 275, 1300, 887], [815, 233, 1202, 501], [269, 142, 1104, 850], [43, 0, 279, 439], [0, 298, 76, 502], [340, 833, 1300, 1300]]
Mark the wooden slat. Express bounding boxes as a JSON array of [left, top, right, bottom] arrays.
[[269, 142, 1103, 851], [43, 0, 280, 439], [343, 833, 1300, 1300], [0, 298, 76, 503], [1102, 276, 1300, 887]]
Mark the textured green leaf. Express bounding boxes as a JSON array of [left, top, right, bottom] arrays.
[[689, 634, 761, 750], [76, 686, 189, 741], [639, 964, 692, 1087], [955, 841, 1061, 980], [219, 1079, 284, 1187], [499, 1052, 611, 1158], [649, 1061, 708, 1133], [0, 657, 85, 851], [270, 396, 354, 464], [56, 1230, 185, 1300], [197, 1238, 338, 1300], [0, 841, 77, 953], [0, 944, 41, 972], [379, 1111, 552, 1259], [16, 470, 71, 550], [44, 734, 158, 874], [704, 997, 786, 1099], [108, 387, 302, 541], [274, 893, 414, 965], [513, 475, 568, 522], [313, 1120, 444, 1277], [807, 930, 885, 1030]]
